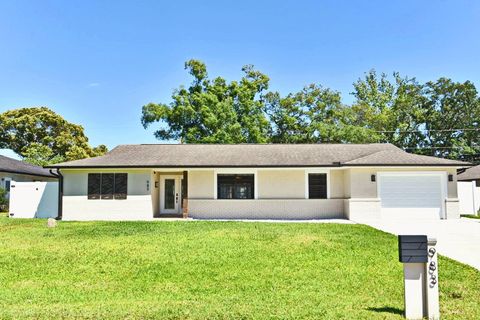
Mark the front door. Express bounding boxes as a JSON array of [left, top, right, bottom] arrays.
[[160, 175, 182, 214]]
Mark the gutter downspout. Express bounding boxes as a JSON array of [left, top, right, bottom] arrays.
[[49, 169, 63, 220]]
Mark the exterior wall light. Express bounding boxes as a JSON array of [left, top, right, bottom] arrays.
[[448, 174, 453, 182], [371, 174, 376, 182]]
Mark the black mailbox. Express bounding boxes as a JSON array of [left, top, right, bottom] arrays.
[[398, 235, 428, 263]]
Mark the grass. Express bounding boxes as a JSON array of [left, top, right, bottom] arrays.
[[0, 218, 479, 319], [461, 214, 480, 219]]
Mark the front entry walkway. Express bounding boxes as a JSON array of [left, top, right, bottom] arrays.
[[356, 218, 480, 270]]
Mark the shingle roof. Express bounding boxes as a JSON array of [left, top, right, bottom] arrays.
[[0, 155, 57, 177], [458, 164, 480, 181], [344, 150, 465, 166], [45, 143, 469, 168]]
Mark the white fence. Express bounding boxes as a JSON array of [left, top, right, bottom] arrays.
[[9, 181, 58, 218], [458, 181, 480, 215]]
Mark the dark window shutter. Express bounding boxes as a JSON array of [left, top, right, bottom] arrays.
[[114, 173, 128, 199], [88, 174, 101, 199], [101, 173, 114, 199], [309, 173, 327, 199]]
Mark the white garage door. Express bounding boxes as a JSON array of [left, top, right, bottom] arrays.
[[379, 174, 445, 220]]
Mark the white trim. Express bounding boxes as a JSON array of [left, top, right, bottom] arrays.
[[56, 165, 464, 172], [255, 173, 258, 200], [377, 171, 450, 176], [213, 170, 217, 199], [215, 168, 259, 174], [213, 169, 258, 200], [304, 169, 330, 199], [340, 166, 465, 169], [347, 198, 381, 202], [377, 171, 448, 219], [159, 175, 182, 214]]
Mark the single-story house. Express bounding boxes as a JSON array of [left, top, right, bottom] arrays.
[[457, 164, 480, 215], [45, 143, 468, 222], [0, 155, 58, 197]]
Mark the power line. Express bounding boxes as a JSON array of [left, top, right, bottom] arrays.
[[404, 146, 480, 150], [376, 128, 480, 133]]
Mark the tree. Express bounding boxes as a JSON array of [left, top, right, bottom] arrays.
[[21, 143, 65, 167], [264, 91, 311, 143], [350, 70, 426, 149], [265, 84, 377, 143], [421, 78, 480, 161], [141, 60, 270, 143], [351, 71, 480, 161], [0, 107, 108, 165], [142, 60, 480, 162]]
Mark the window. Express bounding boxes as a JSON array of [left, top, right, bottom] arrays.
[[217, 174, 254, 199], [5, 180, 11, 192], [88, 173, 128, 200], [308, 173, 327, 199]]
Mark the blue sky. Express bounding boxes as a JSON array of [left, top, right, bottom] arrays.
[[1, 0, 479, 158]]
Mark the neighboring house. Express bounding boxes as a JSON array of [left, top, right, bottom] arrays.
[[457, 164, 480, 215], [45, 143, 468, 222], [0, 155, 57, 197], [0, 155, 58, 217]]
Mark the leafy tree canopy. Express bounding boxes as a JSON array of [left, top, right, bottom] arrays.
[[142, 60, 480, 162], [0, 107, 108, 166], [351, 71, 480, 161], [265, 84, 375, 143], [141, 60, 270, 143]]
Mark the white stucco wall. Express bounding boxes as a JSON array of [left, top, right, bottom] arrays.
[[344, 198, 381, 221], [257, 170, 305, 199], [187, 169, 345, 219], [343, 169, 351, 198], [329, 170, 345, 198], [62, 169, 153, 221], [345, 167, 459, 220], [188, 170, 214, 199], [445, 199, 460, 219], [349, 169, 378, 198], [188, 169, 348, 200]]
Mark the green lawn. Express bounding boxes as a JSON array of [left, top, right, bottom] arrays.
[[461, 214, 480, 219], [1, 218, 479, 319]]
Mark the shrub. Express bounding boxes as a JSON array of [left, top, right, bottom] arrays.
[[0, 187, 8, 213]]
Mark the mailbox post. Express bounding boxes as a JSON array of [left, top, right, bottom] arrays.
[[398, 235, 439, 320]]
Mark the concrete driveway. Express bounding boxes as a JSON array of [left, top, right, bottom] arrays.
[[356, 218, 480, 270]]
